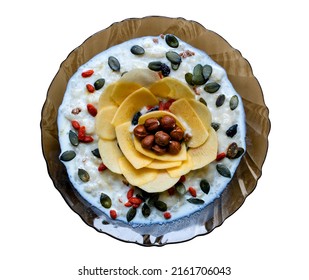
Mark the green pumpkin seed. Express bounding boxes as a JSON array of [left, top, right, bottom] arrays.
[[200, 179, 210, 194], [216, 94, 226, 107], [100, 193, 112, 209], [108, 56, 120, 71], [185, 72, 194, 85], [148, 193, 160, 206], [78, 168, 90, 182], [192, 74, 206, 85], [148, 61, 162, 71], [234, 147, 245, 158], [166, 51, 181, 64], [142, 203, 151, 218], [193, 64, 203, 76], [226, 124, 238, 137], [60, 150, 76, 161], [69, 130, 79, 146], [230, 95, 239, 110], [216, 164, 231, 178], [187, 198, 204, 204], [171, 63, 180, 70], [165, 34, 179, 48], [175, 182, 186, 195], [91, 148, 101, 158], [204, 82, 220, 93], [211, 122, 220, 131], [199, 97, 207, 106], [154, 200, 167, 212], [130, 45, 145, 55], [226, 142, 239, 159], [94, 78, 105, 90], [126, 207, 136, 222], [202, 64, 212, 81]]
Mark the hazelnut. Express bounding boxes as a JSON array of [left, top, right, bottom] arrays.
[[168, 141, 182, 155], [160, 115, 176, 132], [141, 135, 155, 150], [152, 144, 166, 155], [144, 117, 160, 132], [155, 131, 171, 146], [170, 126, 184, 141], [133, 124, 148, 140]]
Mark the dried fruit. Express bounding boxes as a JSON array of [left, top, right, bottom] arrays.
[[160, 115, 176, 132], [87, 104, 97, 117], [100, 193, 112, 208], [133, 125, 148, 140], [109, 210, 117, 219], [168, 141, 181, 155], [164, 212, 171, 219], [144, 118, 160, 132], [154, 131, 170, 146], [141, 135, 155, 150], [86, 84, 95, 93], [188, 186, 197, 197], [81, 69, 94, 78]]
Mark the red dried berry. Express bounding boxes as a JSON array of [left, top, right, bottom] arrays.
[[82, 135, 94, 143], [163, 99, 175, 110], [81, 69, 94, 78], [78, 126, 86, 141], [188, 186, 197, 197], [124, 202, 132, 207], [164, 212, 171, 219], [87, 104, 97, 117], [167, 187, 175, 196], [127, 188, 134, 199], [216, 152, 226, 161], [129, 197, 143, 205], [86, 84, 95, 93], [71, 120, 80, 130], [98, 162, 107, 172], [179, 175, 186, 183], [110, 210, 117, 219]]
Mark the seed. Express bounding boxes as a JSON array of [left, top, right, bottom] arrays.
[[171, 63, 180, 70], [192, 74, 206, 85], [193, 64, 203, 76], [78, 168, 90, 182], [60, 150, 76, 161], [187, 198, 204, 204], [131, 111, 141, 125], [216, 164, 231, 178], [165, 34, 179, 48], [69, 130, 79, 146], [226, 124, 238, 137], [91, 148, 101, 158], [211, 122, 220, 131], [234, 147, 245, 158], [166, 51, 182, 64], [175, 182, 186, 195], [226, 142, 239, 159], [204, 82, 220, 93], [202, 64, 212, 81], [185, 72, 194, 85], [142, 203, 151, 218], [94, 78, 105, 90], [126, 207, 136, 222], [130, 45, 145, 55], [216, 94, 226, 107], [200, 179, 210, 194], [199, 97, 207, 106], [148, 61, 162, 71], [154, 200, 167, 212], [108, 56, 120, 71], [100, 193, 112, 208], [148, 193, 159, 206], [230, 95, 239, 110]]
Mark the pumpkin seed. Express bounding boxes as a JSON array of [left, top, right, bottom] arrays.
[[131, 111, 141, 125], [94, 78, 105, 90], [216, 94, 226, 107], [166, 51, 181, 64], [60, 150, 76, 161], [216, 164, 231, 178], [229, 95, 239, 110], [69, 130, 79, 146], [148, 193, 159, 206], [226, 142, 239, 159], [192, 74, 206, 85], [165, 34, 179, 48], [130, 45, 145, 55], [108, 56, 120, 71], [100, 193, 112, 209], [187, 198, 204, 204], [175, 182, 186, 195], [193, 64, 203, 76], [171, 63, 180, 70], [202, 64, 212, 81], [126, 207, 136, 222], [185, 72, 194, 85], [235, 147, 245, 158], [200, 179, 210, 194], [211, 122, 220, 131], [78, 168, 90, 182], [142, 203, 151, 218], [204, 82, 220, 93], [199, 97, 207, 106], [226, 124, 238, 137], [91, 148, 101, 158], [148, 61, 162, 71], [154, 200, 167, 212]]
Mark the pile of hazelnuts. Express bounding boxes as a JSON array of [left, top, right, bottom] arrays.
[[133, 115, 185, 155]]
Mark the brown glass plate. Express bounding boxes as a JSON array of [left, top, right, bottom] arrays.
[[41, 16, 270, 246]]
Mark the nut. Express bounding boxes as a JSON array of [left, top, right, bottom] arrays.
[[133, 125, 148, 140], [170, 126, 184, 141], [152, 144, 166, 155], [144, 118, 160, 132], [141, 135, 155, 150], [155, 131, 171, 147], [160, 115, 176, 132], [168, 141, 182, 155]]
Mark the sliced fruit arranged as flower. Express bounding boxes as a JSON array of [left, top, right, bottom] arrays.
[[95, 68, 218, 193]]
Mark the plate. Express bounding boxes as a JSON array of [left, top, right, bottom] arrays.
[[41, 16, 270, 246]]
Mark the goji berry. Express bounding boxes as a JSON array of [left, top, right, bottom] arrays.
[[179, 175, 186, 183], [159, 101, 165, 110], [98, 162, 107, 172], [216, 152, 226, 161], [71, 120, 80, 130], [87, 104, 97, 117], [82, 135, 94, 143], [124, 201, 132, 207], [167, 187, 175, 195], [164, 99, 175, 110], [78, 126, 86, 141], [110, 210, 117, 219], [127, 188, 134, 199], [188, 186, 197, 197], [129, 197, 142, 205], [81, 69, 94, 78], [164, 212, 171, 219], [86, 84, 95, 93]]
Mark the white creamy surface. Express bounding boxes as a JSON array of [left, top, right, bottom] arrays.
[[58, 35, 246, 235]]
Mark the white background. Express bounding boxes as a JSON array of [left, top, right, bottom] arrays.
[[1, 0, 308, 279]]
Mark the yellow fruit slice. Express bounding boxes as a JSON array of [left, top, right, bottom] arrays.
[[187, 99, 212, 128], [167, 153, 193, 178], [119, 68, 160, 87], [111, 87, 158, 127], [118, 157, 158, 186], [169, 98, 208, 148], [98, 83, 118, 110], [133, 136, 187, 161], [115, 122, 153, 169], [188, 127, 218, 170], [138, 170, 180, 193], [148, 77, 195, 100], [146, 160, 182, 170], [95, 105, 118, 140], [110, 81, 141, 106], [98, 139, 123, 174], [138, 110, 185, 130]]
